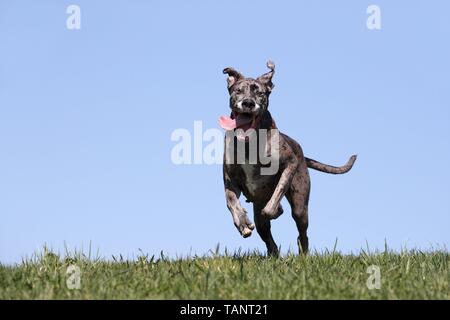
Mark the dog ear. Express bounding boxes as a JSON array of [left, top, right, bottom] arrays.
[[257, 60, 275, 93], [223, 67, 243, 92]]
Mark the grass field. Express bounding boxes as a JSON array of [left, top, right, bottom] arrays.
[[0, 247, 448, 299]]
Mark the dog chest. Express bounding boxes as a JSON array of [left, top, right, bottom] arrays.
[[240, 163, 276, 201]]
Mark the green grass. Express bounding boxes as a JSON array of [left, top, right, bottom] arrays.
[[0, 246, 448, 299]]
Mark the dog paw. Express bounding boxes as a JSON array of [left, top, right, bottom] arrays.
[[241, 227, 252, 238], [236, 214, 255, 238], [262, 204, 281, 219], [240, 223, 254, 238]]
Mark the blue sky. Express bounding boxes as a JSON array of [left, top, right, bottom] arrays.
[[1, 1, 449, 264]]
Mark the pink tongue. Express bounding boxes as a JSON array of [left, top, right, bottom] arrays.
[[219, 114, 254, 131], [218, 116, 236, 130]]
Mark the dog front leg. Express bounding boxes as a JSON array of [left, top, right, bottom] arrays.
[[262, 159, 298, 219], [225, 187, 255, 238]]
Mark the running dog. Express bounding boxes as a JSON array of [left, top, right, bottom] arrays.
[[219, 61, 357, 256]]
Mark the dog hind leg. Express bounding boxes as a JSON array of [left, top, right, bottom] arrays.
[[286, 175, 310, 255], [293, 206, 309, 255], [253, 203, 279, 257]]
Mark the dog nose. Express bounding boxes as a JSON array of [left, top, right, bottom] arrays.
[[242, 99, 255, 109]]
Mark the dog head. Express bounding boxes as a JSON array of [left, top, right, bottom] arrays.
[[220, 61, 275, 134]]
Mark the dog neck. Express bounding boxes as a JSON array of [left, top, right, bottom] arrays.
[[258, 110, 277, 130]]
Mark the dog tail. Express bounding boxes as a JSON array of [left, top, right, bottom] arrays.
[[305, 155, 357, 174]]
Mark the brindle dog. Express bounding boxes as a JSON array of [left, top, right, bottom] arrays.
[[220, 61, 357, 256]]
